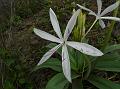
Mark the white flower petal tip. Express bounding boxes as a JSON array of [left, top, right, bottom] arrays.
[[67, 41, 104, 57], [37, 44, 61, 66], [49, 8, 63, 39], [33, 28, 62, 43], [49, 8, 52, 11], [33, 28, 38, 33], [97, 0, 102, 14]]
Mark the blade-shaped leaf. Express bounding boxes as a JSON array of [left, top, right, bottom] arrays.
[[95, 53, 120, 72], [101, 16, 120, 21], [99, 19, 106, 28], [46, 73, 68, 89], [101, 1, 120, 16], [67, 41, 103, 56], [88, 75, 120, 89], [37, 44, 61, 65], [46, 72, 80, 89], [97, 0, 102, 14], [64, 9, 80, 40], [68, 48, 86, 72], [104, 44, 120, 53], [34, 28, 62, 43], [32, 58, 62, 72], [62, 45, 71, 82], [49, 8, 63, 39], [68, 47, 79, 71]]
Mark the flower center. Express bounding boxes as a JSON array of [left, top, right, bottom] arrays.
[[96, 14, 101, 19], [62, 40, 66, 45]]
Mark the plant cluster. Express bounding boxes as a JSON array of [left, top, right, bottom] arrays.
[[33, 0, 120, 89]]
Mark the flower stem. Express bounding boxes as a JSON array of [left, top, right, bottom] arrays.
[[82, 19, 98, 41]]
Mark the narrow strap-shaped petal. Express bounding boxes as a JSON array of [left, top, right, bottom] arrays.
[[34, 28, 62, 43], [97, 0, 102, 14], [77, 4, 96, 16], [101, 16, 120, 21], [67, 41, 103, 56], [77, 4, 93, 12], [64, 9, 80, 41], [89, 11, 97, 16], [37, 44, 61, 65], [101, 1, 120, 16], [99, 19, 106, 29], [62, 44, 71, 82], [49, 8, 63, 39]]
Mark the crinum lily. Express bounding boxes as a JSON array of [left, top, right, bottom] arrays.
[[77, 0, 120, 29], [34, 8, 103, 82]]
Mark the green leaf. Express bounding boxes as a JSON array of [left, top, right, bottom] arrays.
[[95, 53, 120, 72], [3, 80, 15, 89], [19, 78, 26, 84], [68, 47, 78, 71], [77, 53, 85, 72], [104, 44, 120, 53], [46, 72, 80, 89], [46, 73, 68, 89], [88, 75, 120, 89], [68, 47, 86, 72], [5, 58, 15, 66], [32, 58, 62, 72]]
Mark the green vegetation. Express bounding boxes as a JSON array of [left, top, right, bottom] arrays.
[[0, 0, 120, 89]]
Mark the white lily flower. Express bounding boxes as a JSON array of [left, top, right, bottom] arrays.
[[34, 8, 103, 82], [77, 0, 120, 28]]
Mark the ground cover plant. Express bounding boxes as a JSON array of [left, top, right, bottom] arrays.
[[33, 0, 120, 89], [1, 0, 120, 89]]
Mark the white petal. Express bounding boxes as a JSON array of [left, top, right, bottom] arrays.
[[34, 28, 62, 43], [77, 4, 96, 16], [101, 1, 120, 16], [89, 11, 97, 16], [37, 44, 61, 65], [49, 8, 63, 39], [99, 20, 106, 29], [101, 16, 120, 21], [62, 45, 71, 82], [67, 41, 103, 56], [64, 9, 80, 40], [97, 0, 102, 14], [77, 4, 93, 12]]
